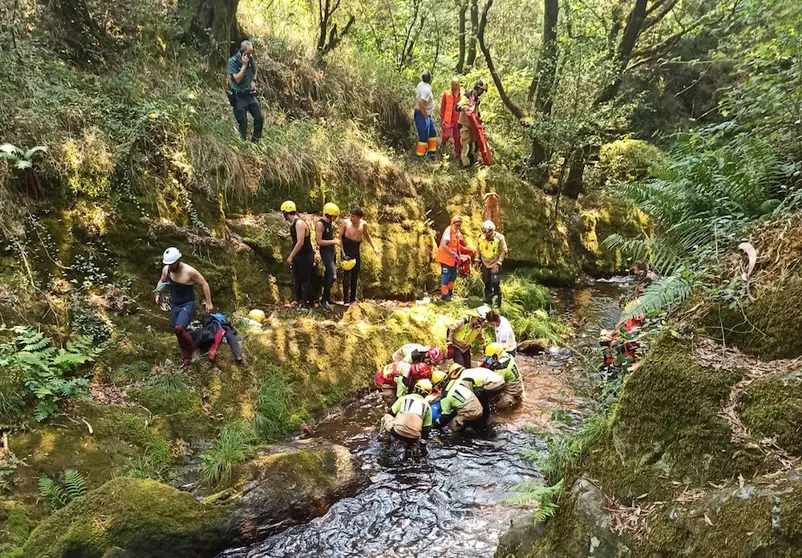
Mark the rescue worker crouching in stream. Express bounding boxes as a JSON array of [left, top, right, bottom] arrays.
[[446, 308, 498, 368], [483, 342, 524, 409], [434, 364, 485, 432], [375, 362, 433, 408], [381, 379, 434, 456]]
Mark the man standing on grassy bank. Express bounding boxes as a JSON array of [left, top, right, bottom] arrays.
[[316, 202, 341, 312], [228, 40, 264, 143], [414, 70, 437, 161], [436, 215, 468, 301], [154, 247, 214, 365], [475, 220, 508, 307]]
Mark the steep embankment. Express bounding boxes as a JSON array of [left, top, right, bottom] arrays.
[[506, 216, 802, 558]]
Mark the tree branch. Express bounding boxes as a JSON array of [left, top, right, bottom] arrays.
[[476, 0, 524, 120]]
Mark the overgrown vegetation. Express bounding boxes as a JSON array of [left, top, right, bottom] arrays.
[[38, 469, 88, 512], [0, 327, 100, 421], [200, 421, 256, 488]]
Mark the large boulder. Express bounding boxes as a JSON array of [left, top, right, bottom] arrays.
[[221, 438, 363, 543], [22, 478, 227, 558]]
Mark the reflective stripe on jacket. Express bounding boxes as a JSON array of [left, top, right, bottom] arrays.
[[436, 225, 461, 266], [439, 380, 476, 415]]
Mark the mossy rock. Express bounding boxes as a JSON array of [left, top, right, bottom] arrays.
[[706, 275, 802, 360], [630, 478, 802, 557], [218, 439, 362, 543], [740, 371, 802, 457], [0, 500, 32, 558], [587, 333, 767, 499], [22, 478, 227, 558]]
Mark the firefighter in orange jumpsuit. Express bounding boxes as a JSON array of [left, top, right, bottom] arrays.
[[440, 77, 462, 159]]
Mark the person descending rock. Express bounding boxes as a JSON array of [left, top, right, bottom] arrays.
[[381, 379, 434, 456], [475, 220, 508, 307], [154, 247, 214, 365], [435, 364, 484, 432], [436, 215, 468, 301], [340, 206, 381, 306], [484, 342, 524, 409], [446, 308, 497, 367], [316, 202, 341, 312], [484, 311, 517, 356], [227, 40, 263, 143], [440, 77, 463, 159], [281, 200, 317, 309], [457, 79, 488, 167], [392, 343, 445, 366], [414, 70, 438, 161]]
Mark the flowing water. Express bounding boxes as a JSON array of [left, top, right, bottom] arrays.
[[220, 279, 631, 558]]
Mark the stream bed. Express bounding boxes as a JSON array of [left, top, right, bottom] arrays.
[[220, 279, 630, 558]]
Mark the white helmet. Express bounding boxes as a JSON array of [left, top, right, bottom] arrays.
[[162, 247, 182, 265], [482, 220, 496, 233]]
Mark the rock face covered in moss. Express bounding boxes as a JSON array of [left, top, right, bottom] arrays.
[[514, 331, 802, 558], [222, 439, 362, 543], [22, 478, 227, 558]]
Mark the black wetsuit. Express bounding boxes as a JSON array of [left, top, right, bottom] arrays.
[[290, 217, 316, 305], [319, 218, 336, 304], [342, 235, 361, 303], [168, 275, 196, 329]]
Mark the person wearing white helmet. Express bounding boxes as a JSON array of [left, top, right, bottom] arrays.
[[474, 219, 508, 307], [154, 247, 214, 365]]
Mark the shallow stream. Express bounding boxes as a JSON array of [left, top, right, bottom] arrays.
[[220, 279, 630, 558]]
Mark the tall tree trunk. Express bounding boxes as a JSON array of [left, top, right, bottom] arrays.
[[456, 1, 467, 74], [182, 0, 242, 55], [466, 0, 478, 68], [562, 146, 586, 199], [530, 0, 559, 165], [595, 0, 648, 105]]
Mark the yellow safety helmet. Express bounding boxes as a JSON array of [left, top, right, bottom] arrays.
[[323, 202, 340, 217], [485, 342, 506, 360], [342, 258, 356, 271], [248, 309, 266, 323], [431, 369, 447, 385], [413, 379, 433, 396], [448, 363, 465, 379], [280, 200, 297, 213]]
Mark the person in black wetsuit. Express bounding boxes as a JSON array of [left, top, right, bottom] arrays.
[[281, 200, 317, 309], [154, 247, 214, 365], [315, 202, 341, 312], [339, 206, 382, 306]]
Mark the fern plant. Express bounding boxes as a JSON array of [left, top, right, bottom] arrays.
[[38, 469, 87, 512], [0, 326, 100, 421], [502, 478, 565, 521]]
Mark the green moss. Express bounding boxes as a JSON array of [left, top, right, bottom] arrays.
[[0, 500, 32, 558], [706, 276, 802, 360], [740, 373, 802, 457], [585, 334, 767, 500], [22, 478, 227, 558]]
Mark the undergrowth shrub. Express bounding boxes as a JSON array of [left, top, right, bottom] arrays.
[[38, 469, 87, 513], [200, 420, 256, 488], [253, 373, 298, 442], [596, 139, 667, 185]]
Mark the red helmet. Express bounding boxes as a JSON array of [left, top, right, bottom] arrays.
[[409, 362, 433, 382], [426, 347, 444, 364]]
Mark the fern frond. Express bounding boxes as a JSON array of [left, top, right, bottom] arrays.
[[622, 275, 696, 318], [63, 469, 87, 501], [38, 476, 66, 511]]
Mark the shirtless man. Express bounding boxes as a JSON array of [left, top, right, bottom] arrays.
[[154, 247, 213, 364], [339, 206, 381, 305]]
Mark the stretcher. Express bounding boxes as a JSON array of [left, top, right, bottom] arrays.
[[465, 110, 492, 166]]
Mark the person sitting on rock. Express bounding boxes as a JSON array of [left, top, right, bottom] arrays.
[[392, 343, 445, 366], [381, 379, 434, 456], [435, 364, 484, 432], [484, 342, 524, 409], [154, 247, 213, 365]]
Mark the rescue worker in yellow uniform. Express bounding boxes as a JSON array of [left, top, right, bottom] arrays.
[[457, 366, 506, 423], [446, 307, 498, 368], [484, 342, 525, 409], [435, 364, 484, 432], [475, 220, 508, 307], [381, 379, 434, 455], [375, 360, 412, 407]]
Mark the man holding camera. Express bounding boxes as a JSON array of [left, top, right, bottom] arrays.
[[227, 40, 264, 143]]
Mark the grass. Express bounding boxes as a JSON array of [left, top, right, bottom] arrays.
[[253, 373, 297, 443], [200, 420, 256, 488]]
